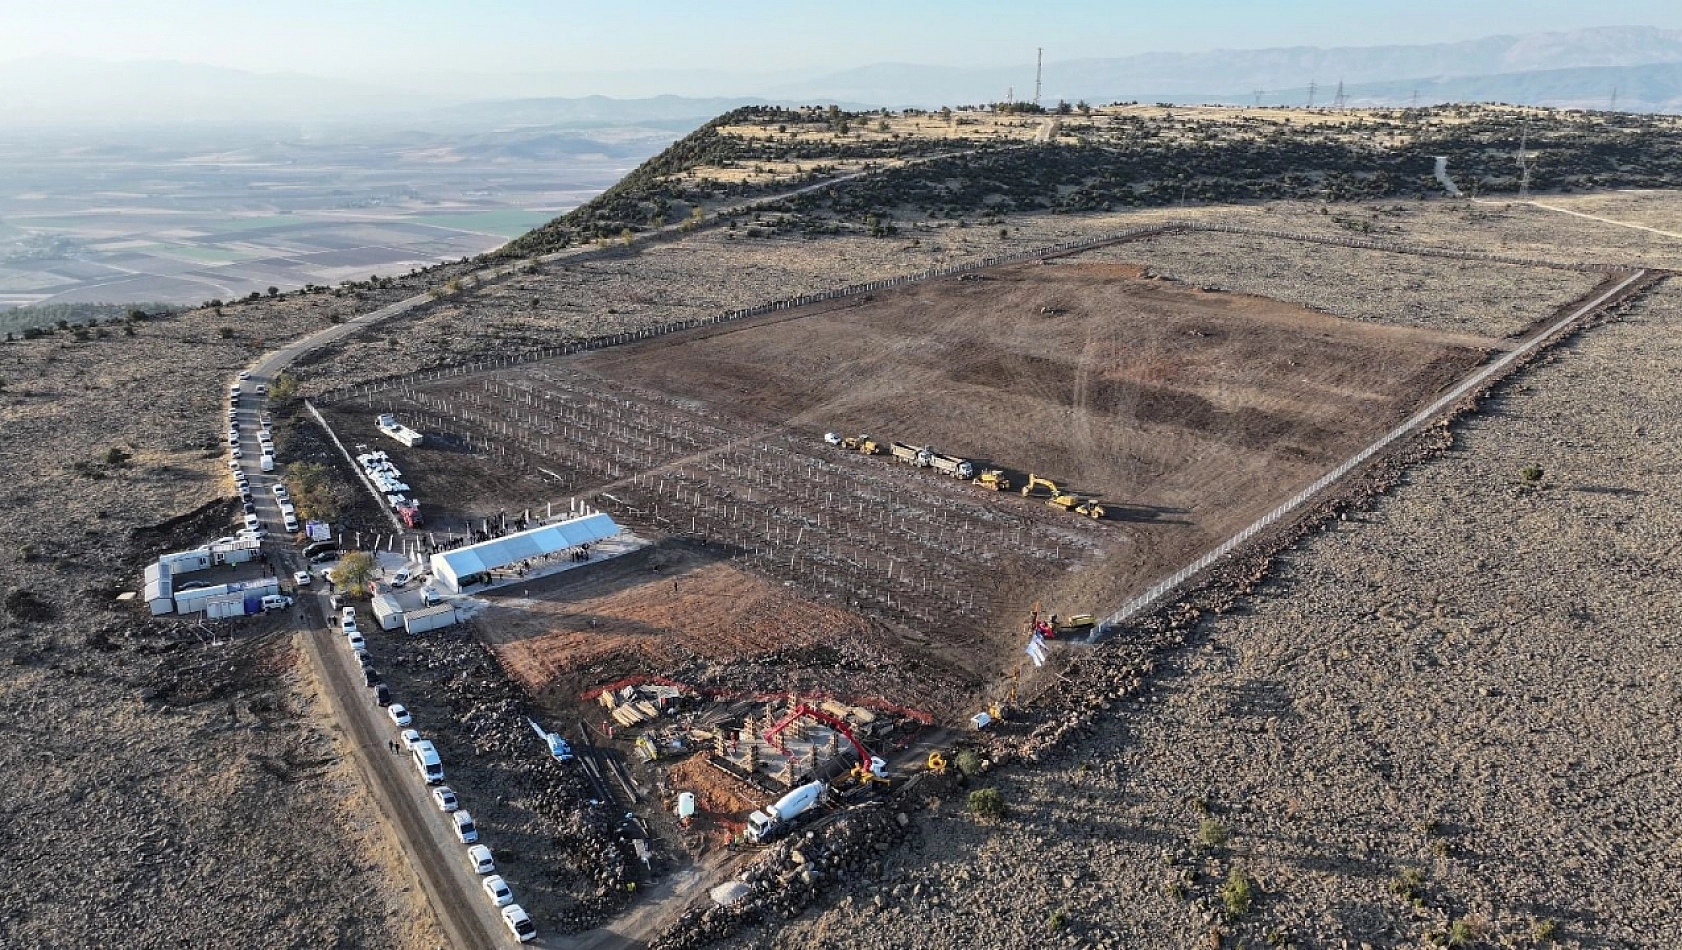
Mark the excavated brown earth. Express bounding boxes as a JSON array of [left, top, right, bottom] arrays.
[[356, 259, 1500, 718]]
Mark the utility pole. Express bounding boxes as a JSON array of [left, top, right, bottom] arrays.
[[1307, 80, 1317, 108], [1034, 47, 1043, 107], [1517, 119, 1532, 198]]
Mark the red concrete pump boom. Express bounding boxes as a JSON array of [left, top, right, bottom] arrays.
[[762, 703, 872, 766]]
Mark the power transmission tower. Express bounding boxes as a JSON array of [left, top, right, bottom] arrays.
[[1006, 85, 1013, 105], [1334, 80, 1347, 110], [1253, 89, 1264, 107], [1610, 86, 1619, 111], [1307, 80, 1317, 108], [1034, 47, 1043, 107], [1410, 88, 1419, 109]]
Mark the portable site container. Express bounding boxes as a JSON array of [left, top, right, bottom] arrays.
[[403, 603, 457, 635], [370, 594, 405, 631], [173, 577, 279, 615]]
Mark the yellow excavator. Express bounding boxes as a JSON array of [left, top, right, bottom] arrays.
[[973, 469, 1012, 491], [1020, 473, 1058, 498]]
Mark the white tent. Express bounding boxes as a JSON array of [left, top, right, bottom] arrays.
[[429, 513, 619, 593]]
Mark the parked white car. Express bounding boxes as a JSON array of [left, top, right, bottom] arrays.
[[452, 810, 477, 843], [387, 704, 411, 727], [482, 874, 513, 906], [400, 729, 421, 750], [292, 570, 312, 586], [466, 845, 495, 875], [501, 905, 535, 943], [432, 786, 458, 812], [347, 630, 366, 652]]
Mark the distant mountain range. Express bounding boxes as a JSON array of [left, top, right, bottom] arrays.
[[1215, 62, 1682, 112], [762, 26, 1682, 110], [2, 25, 1680, 128]]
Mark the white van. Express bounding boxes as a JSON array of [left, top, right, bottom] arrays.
[[412, 740, 443, 784]]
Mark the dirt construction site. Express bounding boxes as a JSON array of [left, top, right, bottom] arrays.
[[321, 252, 1543, 720]]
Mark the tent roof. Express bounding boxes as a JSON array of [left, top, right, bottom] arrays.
[[432, 513, 618, 580]]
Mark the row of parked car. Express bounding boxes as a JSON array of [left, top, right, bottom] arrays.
[[340, 604, 536, 943]]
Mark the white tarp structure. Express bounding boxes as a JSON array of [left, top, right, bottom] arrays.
[[429, 513, 619, 593]]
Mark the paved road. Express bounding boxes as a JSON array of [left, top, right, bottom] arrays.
[[232, 380, 507, 949]]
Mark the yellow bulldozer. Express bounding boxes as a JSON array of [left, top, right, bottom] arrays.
[[1048, 493, 1106, 520], [838, 434, 885, 455], [973, 469, 1012, 491]]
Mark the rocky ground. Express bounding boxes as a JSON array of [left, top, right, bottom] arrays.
[[1085, 230, 1602, 337], [2, 185, 1676, 949], [725, 282, 1682, 948], [0, 620, 442, 949], [290, 198, 1664, 402], [0, 271, 454, 949]]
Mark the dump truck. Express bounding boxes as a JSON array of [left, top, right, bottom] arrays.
[[929, 453, 976, 479], [744, 781, 827, 843], [889, 442, 932, 467], [973, 469, 1012, 491]]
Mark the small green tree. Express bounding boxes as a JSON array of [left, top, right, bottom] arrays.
[[1219, 867, 1253, 918], [954, 749, 984, 777], [330, 551, 377, 593], [1520, 463, 1544, 484], [269, 372, 298, 402], [1198, 818, 1230, 849], [104, 446, 132, 467], [967, 787, 1005, 821], [217, 326, 234, 339]]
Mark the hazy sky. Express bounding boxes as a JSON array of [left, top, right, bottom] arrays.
[[3, 0, 1681, 77]]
